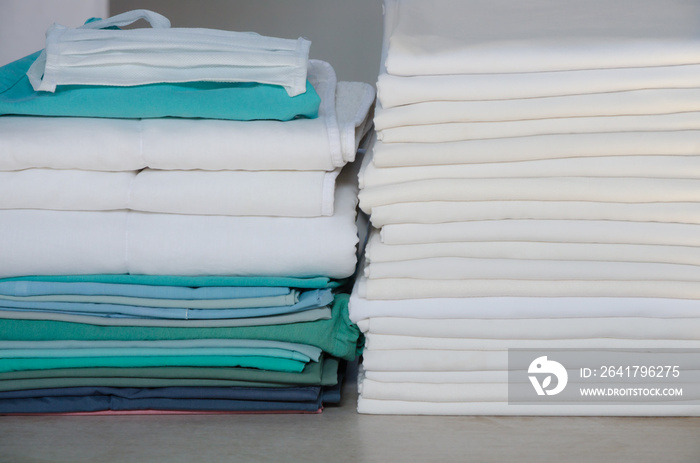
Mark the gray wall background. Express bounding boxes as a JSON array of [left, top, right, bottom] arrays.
[[110, 0, 384, 86]]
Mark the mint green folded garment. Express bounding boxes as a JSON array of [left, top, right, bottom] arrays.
[[0, 281, 290, 299], [0, 274, 342, 289], [0, 355, 306, 373], [0, 52, 320, 121], [0, 292, 298, 309], [0, 306, 332, 328], [0, 294, 361, 360]]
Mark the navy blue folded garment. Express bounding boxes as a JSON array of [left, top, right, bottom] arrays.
[[0, 396, 323, 414], [0, 383, 353, 414], [0, 385, 321, 402]]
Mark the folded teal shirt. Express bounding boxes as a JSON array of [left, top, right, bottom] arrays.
[[0, 52, 320, 121]]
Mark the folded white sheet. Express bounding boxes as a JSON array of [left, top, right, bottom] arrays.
[[361, 369, 700, 384], [359, 379, 700, 402], [360, 156, 700, 188], [374, 88, 700, 129], [349, 277, 700, 322], [369, 201, 700, 227], [377, 111, 700, 144], [371, 131, 700, 167], [362, 279, 700, 300], [359, 177, 700, 214], [380, 220, 700, 246], [359, 317, 700, 340], [0, 162, 360, 278], [365, 234, 700, 267], [0, 62, 375, 172], [0, 168, 340, 217], [364, 334, 700, 351], [361, 348, 700, 370], [383, 0, 700, 76], [364, 258, 700, 282], [376, 66, 700, 108], [357, 397, 700, 415]]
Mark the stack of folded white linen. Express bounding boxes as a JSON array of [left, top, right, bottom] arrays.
[[350, 0, 700, 415], [0, 9, 375, 279], [0, 10, 374, 415]]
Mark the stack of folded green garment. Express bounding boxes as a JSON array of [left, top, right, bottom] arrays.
[[0, 10, 373, 415]]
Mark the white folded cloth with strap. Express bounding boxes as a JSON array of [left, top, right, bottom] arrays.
[[28, 9, 310, 96]]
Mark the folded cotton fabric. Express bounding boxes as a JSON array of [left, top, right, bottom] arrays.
[[379, 220, 700, 247], [369, 201, 700, 227], [0, 52, 319, 121], [0, 294, 361, 361], [377, 111, 700, 144], [383, 0, 700, 75], [349, 279, 700, 322], [364, 258, 700, 282], [374, 88, 700, 129], [0, 62, 375, 171], [0, 168, 341, 217], [356, 398, 700, 416], [376, 65, 700, 108], [0, 356, 341, 392], [0, 166, 360, 278], [0, 307, 332, 328], [363, 334, 700, 351], [364, 234, 700, 267], [0, 288, 333, 320], [371, 131, 700, 167], [362, 279, 700, 300], [0, 280, 292, 299], [360, 156, 700, 188], [359, 177, 700, 214], [361, 349, 700, 371]]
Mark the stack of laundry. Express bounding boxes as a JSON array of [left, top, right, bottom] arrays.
[[0, 10, 374, 415], [351, 0, 700, 415]]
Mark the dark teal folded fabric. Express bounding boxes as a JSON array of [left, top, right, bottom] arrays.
[[0, 52, 320, 121]]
